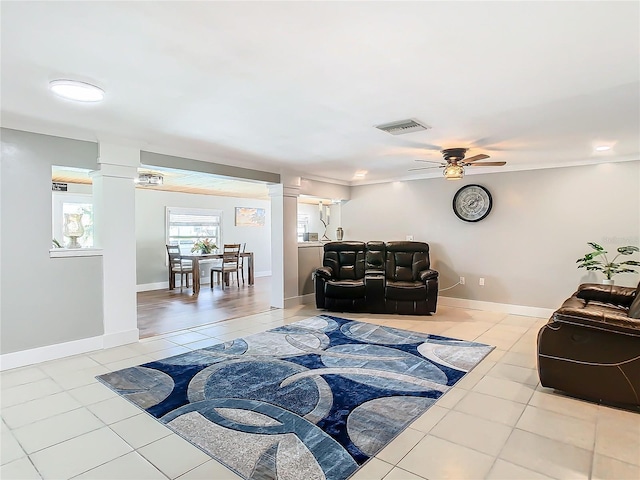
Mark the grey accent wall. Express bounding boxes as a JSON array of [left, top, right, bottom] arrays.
[[1, 128, 104, 354], [300, 178, 350, 200], [140, 151, 280, 184], [343, 161, 640, 309], [136, 189, 271, 286]]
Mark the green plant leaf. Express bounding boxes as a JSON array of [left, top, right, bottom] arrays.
[[618, 246, 640, 255], [621, 260, 640, 266], [578, 259, 602, 266], [616, 268, 638, 274], [587, 242, 604, 251]]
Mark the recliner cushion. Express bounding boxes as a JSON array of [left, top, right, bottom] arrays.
[[385, 281, 427, 301], [326, 280, 366, 299], [577, 283, 635, 307], [629, 293, 640, 319], [392, 252, 415, 281], [337, 251, 359, 279]]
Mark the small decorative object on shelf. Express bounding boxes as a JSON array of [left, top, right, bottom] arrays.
[[191, 238, 217, 254], [319, 201, 331, 241], [63, 213, 84, 248], [52, 238, 63, 248], [576, 242, 640, 285], [336, 227, 344, 241]]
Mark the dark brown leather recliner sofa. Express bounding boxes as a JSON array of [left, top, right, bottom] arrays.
[[537, 282, 640, 410], [314, 241, 439, 315]]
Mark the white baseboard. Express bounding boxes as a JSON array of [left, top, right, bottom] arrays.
[[137, 281, 169, 292], [0, 335, 104, 371], [137, 272, 272, 292], [103, 329, 140, 349], [283, 296, 302, 309], [439, 296, 554, 318], [282, 293, 315, 309], [0, 329, 141, 371], [300, 293, 315, 305]]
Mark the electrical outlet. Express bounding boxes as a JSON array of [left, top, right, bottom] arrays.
[[479, 277, 485, 286], [406, 235, 414, 241], [459, 276, 465, 285]]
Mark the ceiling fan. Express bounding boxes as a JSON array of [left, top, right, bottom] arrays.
[[409, 148, 506, 179]]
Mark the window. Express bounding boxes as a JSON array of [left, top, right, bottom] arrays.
[[166, 207, 222, 254], [52, 193, 94, 248], [297, 214, 309, 242]]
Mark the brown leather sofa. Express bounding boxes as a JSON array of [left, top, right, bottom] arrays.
[[537, 282, 640, 410], [314, 241, 438, 315]]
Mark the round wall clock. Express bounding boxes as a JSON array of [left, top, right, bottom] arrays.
[[452, 184, 493, 222]]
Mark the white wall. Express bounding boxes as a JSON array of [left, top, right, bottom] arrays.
[[343, 161, 640, 309], [135, 189, 271, 287]]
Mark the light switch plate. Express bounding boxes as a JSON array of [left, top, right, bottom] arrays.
[[406, 235, 414, 241]]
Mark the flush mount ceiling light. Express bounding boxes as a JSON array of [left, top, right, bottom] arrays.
[[135, 172, 164, 186], [595, 145, 611, 152], [443, 164, 464, 180], [354, 170, 368, 178], [49, 79, 105, 102]]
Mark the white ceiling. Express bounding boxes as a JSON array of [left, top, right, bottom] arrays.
[[2, 1, 639, 185]]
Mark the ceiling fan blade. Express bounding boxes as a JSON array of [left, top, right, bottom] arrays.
[[414, 159, 443, 164], [464, 154, 490, 163], [468, 161, 507, 167], [396, 139, 443, 150], [408, 166, 443, 171]]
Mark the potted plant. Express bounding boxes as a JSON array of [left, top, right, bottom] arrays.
[[576, 242, 640, 284], [191, 238, 217, 254]]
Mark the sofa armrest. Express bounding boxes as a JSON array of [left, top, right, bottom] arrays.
[[314, 266, 334, 280], [576, 283, 636, 307], [419, 269, 439, 282]]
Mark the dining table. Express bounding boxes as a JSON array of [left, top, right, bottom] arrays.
[[178, 251, 254, 295]]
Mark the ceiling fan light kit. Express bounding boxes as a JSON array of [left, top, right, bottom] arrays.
[[443, 164, 464, 180]]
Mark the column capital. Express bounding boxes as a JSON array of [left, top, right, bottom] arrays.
[[98, 142, 140, 168], [90, 164, 138, 180], [268, 183, 300, 198]]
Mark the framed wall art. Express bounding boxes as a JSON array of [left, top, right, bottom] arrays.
[[235, 207, 266, 227]]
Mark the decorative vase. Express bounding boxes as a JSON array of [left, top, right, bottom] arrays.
[[602, 279, 614, 285], [336, 227, 344, 241], [63, 212, 84, 248]]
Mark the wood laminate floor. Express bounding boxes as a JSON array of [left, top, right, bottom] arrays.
[[137, 276, 273, 338]]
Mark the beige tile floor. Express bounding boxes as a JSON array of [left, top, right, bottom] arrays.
[[1, 305, 639, 480]]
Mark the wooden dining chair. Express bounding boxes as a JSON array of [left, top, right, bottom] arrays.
[[166, 244, 194, 291], [210, 244, 241, 290], [238, 242, 247, 284]]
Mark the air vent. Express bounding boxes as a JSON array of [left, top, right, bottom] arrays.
[[375, 118, 431, 135]]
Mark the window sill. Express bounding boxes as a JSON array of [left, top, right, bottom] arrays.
[[50, 248, 104, 258]]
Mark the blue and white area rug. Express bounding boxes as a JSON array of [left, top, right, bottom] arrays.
[[97, 315, 493, 480]]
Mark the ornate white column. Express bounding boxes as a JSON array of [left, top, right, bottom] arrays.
[[91, 143, 139, 347], [269, 174, 301, 308]]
